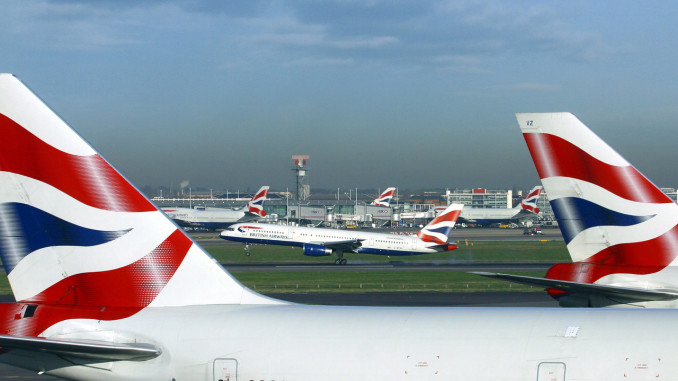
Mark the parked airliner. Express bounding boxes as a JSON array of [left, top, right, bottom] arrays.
[[458, 185, 542, 225], [333, 187, 396, 224], [3, 75, 678, 380], [475, 112, 678, 308], [161, 186, 268, 230], [221, 203, 463, 264]]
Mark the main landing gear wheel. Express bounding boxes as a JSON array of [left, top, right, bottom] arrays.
[[244, 243, 251, 256], [334, 258, 347, 265]]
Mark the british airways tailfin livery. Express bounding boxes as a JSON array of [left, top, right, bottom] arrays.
[[476, 113, 678, 308], [371, 187, 396, 207], [5, 76, 678, 379], [220, 204, 463, 264], [520, 185, 542, 214], [161, 186, 269, 230]]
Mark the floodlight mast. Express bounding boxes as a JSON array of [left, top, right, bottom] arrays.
[[291, 155, 310, 200]]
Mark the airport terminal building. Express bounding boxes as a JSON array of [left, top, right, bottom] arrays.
[[154, 186, 678, 228]]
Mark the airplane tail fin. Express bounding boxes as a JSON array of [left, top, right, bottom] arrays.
[[519, 185, 542, 214], [517, 112, 678, 285], [0, 74, 276, 312], [246, 186, 269, 217], [416, 204, 463, 245], [371, 187, 396, 207]]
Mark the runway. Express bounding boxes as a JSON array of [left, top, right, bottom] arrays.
[[225, 262, 554, 272]]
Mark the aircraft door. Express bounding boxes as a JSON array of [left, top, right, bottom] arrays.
[[537, 362, 565, 381], [213, 358, 238, 381]]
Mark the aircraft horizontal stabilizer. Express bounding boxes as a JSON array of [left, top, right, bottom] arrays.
[[429, 242, 458, 251], [471, 272, 678, 302], [0, 334, 161, 361]]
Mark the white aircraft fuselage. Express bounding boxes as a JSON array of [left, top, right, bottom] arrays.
[[12, 305, 678, 381], [163, 206, 250, 229], [459, 206, 528, 224]]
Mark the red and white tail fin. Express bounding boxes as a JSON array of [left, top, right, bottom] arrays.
[[0, 74, 277, 309], [416, 204, 463, 245], [246, 186, 269, 217], [517, 112, 678, 286], [519, 185, 542, 214], [371, 187, 396, 207]]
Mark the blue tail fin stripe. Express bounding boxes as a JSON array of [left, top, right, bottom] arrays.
[[551, 198, 654, 243], [425, 226, 453, 236], [0, 202, 131, 274]]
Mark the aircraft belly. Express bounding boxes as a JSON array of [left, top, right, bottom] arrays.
[[85, 305, 678, 381], [356, 247, 421, 256]]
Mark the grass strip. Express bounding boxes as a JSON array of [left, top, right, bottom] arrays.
[[231, 271, 546, 293]]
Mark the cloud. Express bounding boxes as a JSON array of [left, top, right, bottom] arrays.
[[1, 1, 148, 50], [223, 0, 616, 69], [503, 82, 562, 92], [2, 0, 617, 65]]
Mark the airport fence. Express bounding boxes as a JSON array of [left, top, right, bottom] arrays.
[[242, 281, 536, 293]]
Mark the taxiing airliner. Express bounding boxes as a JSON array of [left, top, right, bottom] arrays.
[[221, 203, 463, 264], [3, 75, 678, 380], [161, 186, 269, 230], [475, 113, 678, 308]]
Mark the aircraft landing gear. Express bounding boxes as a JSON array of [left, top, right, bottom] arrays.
[[244, 243, 250, 256], [334, 252, 347, 265]]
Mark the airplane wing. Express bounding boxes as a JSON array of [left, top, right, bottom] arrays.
[[471, 272, 678, 302], [311, 239, 364, 252], [0, 334, 161, 361]]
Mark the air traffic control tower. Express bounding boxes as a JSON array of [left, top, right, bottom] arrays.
[[291, 155, 310, 200]]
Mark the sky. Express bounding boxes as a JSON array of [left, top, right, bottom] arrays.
[[2, 0, 678, 194]]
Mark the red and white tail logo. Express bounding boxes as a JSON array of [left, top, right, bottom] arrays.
[[518, 112, 678, 286], [247, 186, 269, 216], [0, 74, 277, 329], [371, 187, 396, 207], [520, 185, 542, 214], [416, 204, 463, 245]]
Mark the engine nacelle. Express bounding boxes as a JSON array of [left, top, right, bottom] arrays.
[[303, 243, 332, 257]]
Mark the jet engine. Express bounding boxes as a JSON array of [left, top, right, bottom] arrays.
[[303, 243, 332, 257]]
